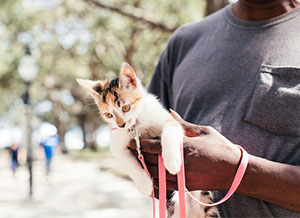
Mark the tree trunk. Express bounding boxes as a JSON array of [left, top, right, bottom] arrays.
[[52, 101, 68, 154], [78, 113, 88, 149], [53, 112, 68, 154], [91, 121, 98, 151]]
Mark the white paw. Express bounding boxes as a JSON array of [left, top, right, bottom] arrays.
[[135, 173, 153, 196], [162, 151, 182, 175], [161, 124, 183, 175]]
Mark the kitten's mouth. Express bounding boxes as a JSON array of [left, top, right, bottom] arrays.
[[111, 123, 127, 130], [117, 120, 130, 129], [116, 122, 125, 128], [114, 119, 136, 129]]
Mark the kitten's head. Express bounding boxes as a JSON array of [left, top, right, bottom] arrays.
[[77, 63, 145, 129]]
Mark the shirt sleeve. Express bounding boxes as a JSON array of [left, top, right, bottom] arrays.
[[148, 26, 187, 110], [148, 46, 172, 110]]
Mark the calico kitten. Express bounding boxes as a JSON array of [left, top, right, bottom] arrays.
[[77, 63, 219, 218]]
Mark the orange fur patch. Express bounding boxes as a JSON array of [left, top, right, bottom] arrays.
[[94, 77, 143, 119], [113, 111, 124, 126], [130, 97, 142, 105]]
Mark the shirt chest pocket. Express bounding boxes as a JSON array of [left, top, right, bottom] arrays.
[[244, 65, 300, 137]]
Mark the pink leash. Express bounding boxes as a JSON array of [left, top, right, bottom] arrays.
[[138, 143, 248, 218], [183, 145, 249, 207], [138, 154, 168, 218]]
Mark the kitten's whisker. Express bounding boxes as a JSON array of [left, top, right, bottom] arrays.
[[77, 96, 91, 101], [95, 117, 103, 124], [83, 102, 97, 110]]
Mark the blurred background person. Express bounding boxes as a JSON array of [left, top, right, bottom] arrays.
[[40, 133, 60, 176], [6, 140, 21, 176]]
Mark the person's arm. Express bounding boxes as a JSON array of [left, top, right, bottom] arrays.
[[129, 111, 300, 212]]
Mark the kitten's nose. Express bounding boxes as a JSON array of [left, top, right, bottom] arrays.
[[118, 123, 126, 128]]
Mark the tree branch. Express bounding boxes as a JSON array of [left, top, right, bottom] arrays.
[[84, 0, 177, 33]]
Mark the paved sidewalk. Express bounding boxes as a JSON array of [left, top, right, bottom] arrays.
[[0, 153, 155, 218]]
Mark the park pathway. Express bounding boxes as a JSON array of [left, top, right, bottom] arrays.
[[0, 153, 155, 218]]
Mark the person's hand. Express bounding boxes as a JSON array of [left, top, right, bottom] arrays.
[[129, 110, 242, 194]]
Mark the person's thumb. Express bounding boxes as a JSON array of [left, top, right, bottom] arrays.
[[170, 109, 209, 137], [169, 109, 184, 123]]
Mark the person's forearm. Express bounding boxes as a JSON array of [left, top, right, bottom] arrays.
[[237, 154, 300, 212]]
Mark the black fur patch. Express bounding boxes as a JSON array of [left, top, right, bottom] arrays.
[[167, 199, 175, 217], [102, 77, 120, 103], [204, 207, 211, 213], [94, 85, 102, 94], [201, 191, 210, 196], [112, 90, 120, 106], [109, 77, 119, 89]]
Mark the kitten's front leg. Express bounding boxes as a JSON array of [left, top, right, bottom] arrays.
[[161, 119, 184, 175], [110, 129, 153, 196]]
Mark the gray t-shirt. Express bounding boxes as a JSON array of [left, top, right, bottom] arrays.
[[149, 4, 300, 218]]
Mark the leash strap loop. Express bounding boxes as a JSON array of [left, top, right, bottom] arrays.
[[135, 121, 248, 217], [158, 155, 166, 218], [158, 144, 248, 217], [185, 145, 249, 207], [183, 145, 249, 207]]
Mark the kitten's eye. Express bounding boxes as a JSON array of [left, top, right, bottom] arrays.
[[122, 104, 131, 113], [104, 113, 113, 119]]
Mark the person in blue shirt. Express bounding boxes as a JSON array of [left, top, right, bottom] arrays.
[[40, 134, 59, 175]]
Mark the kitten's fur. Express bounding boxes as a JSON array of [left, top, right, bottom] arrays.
[[77, 63, 219, 218]]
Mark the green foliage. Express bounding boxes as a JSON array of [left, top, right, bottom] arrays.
[[0, 0, 223, 148]]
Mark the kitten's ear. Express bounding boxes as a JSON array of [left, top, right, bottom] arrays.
[[119, 63, 137, 90], [77, 79, 101, 99]]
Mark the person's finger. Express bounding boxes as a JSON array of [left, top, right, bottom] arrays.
[[169, 109, 186, 125], [154, 186, 174, 200], [148, 165, 177, 182], [140, 138, 161, 154], [147, 165, 158, 178], [129, 139, 137, 150], [143, 153, 158, 165], [129, 138, 161, 154], [153, 178, 178, 191]]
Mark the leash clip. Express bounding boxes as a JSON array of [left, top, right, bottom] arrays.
[[128, 119, 141, 156], [128, 126, 137, 138]]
